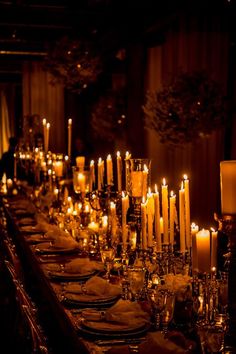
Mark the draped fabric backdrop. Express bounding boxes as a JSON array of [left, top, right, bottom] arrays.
[[145, 14, 229, 226], [0, 90, 12, 158], [22, 61, 65, 153]]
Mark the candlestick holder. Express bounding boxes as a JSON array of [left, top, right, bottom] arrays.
[[216, 214, 236, 352]]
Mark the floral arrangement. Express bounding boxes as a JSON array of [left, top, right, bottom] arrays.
[[90, 90, 127, 142], [143, 71, 227, 147], [43, 36, 103, 94]]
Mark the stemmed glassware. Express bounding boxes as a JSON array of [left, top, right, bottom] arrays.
[[127, 267, 146, 301], [100, 243, 116, 280]]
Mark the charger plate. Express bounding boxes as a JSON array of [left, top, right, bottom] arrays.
[[48, 270, 98, 282], [62, 293, 120, 308], [34, 243, 79, 255], [77, 320, 149, 339]]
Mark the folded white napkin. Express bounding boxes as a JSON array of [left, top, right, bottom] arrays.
[[64, 276, 121, 297], [64, 258, 104, 274], [81, 299, 150, 327]]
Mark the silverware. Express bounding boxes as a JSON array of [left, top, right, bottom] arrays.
[[95, 337, 145, 346]]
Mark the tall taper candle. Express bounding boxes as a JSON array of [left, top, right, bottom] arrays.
[[147, 189, 154, 247], [68, 118, 72, 158], [169, 191, 176, 246], [161, 178, 169, 244], [106, 154, 113, 186], [116, 151, 122, 192], [183, 175, 191, 249], [179, 182, 186, 253], [141, 198, 147, 250], [154, 184, 162, 252]]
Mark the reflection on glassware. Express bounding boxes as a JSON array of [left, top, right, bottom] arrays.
[[100, 244, 115, 280], [128, 267, 146, 301]]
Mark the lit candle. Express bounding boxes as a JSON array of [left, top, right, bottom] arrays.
[[130, 171, 143, 197], [142, 164, 149, 198], [141, 197, 147, 250], [54, 161, 63, 177], [147, 189, 154, 247], [125, 151, 131, 191], [48, 169, 52, 191], [89, 160, 95, 192], [97, 158, 104, 190], [42, 118, 47, 152], [110, 201, 117, 241], [45, 122, 50, 153], [67, 118, 72, 158], [211, 228, 218, 270], [121, 192, 129, 245], [183, 175, 191, 249], [161, 178, 169, 244], [191, 222, 199, 273], [13, 153, 17, 180], [220, 160, 236, 214], [106, 154, 113, 186], [179, 182, 186, 253], [116, 151, 122, 192], [154, 184, 162, 252], [78, 173, 86, 193], [169, 191, 176, 246], [196, 228, 211, 273], [88, 221, 99, 233], [76, 156, 85, 171]]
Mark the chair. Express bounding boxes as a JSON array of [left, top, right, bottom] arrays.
[[4, 260, 50, 354]]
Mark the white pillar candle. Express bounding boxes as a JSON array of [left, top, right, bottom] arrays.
[[179, 182, 186, 253], [220, 160, 236, 214], [196, 228, 211, 274], [67, 118, 72, 158], [78, 173, 86, 193], [191, 223, 199, 274], [106, 154, 113, 186], [183, 175, 191, 249], [147, 189, 154, 248], [116, 151, 122, 192], [54, 161, 63, 177], [161, 178, 169, 244], [130, 171, 143, 197], [154, 185, 162, 252], [210, 228, 218, 270], [76, 156, 85, 171], [141, 198, 147, 250], [169, 191, 176, 246]]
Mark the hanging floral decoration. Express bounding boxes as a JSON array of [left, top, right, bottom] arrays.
[[43, 36, 103, 94], [143, 71, 227, 146], [90, 90, 127, 142]]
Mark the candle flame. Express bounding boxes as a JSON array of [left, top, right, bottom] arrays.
[[122, 191, 125, 198], [143, 164, 148, 172], [98, 157, 102, 164], [90, 160, 94, 166], [142, 196, 146, 204], [46, 122, 50, 129], [183, 174, 188, 180], [125, 151, 131, 159], [110, 201, 116, 209], [210, 227, 215, 232], [42, 118, 46, 126], [170, 190, 174, 197], [68, 118, 72, 125], [107, 154, 112, 160], [162, 178, 166, 186], [117, 151, 121, 158], [154, 184, 158, 193], [65, 155, 69, 161]]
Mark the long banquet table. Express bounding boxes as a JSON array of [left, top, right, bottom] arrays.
[[0, 192, 201, 354]]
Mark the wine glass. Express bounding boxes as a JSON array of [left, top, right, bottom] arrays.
[[161, 291, 175, 335], [100, 244, 115, 280], [148, 287, 166, 330], [128, 267, 146, 301]]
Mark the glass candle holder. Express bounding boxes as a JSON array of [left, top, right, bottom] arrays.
[[125, 158, 151, 198], [72, 166, 90, 195]]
